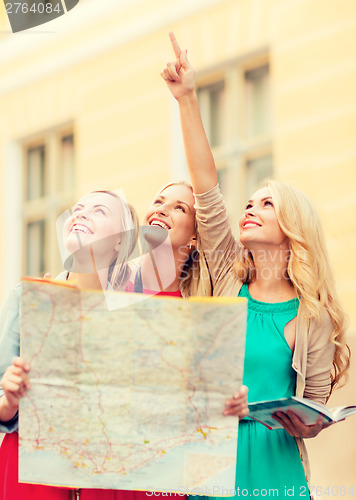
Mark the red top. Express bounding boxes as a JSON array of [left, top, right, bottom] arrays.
[[125, 281, 181, 297]]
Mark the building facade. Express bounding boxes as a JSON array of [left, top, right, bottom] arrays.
[[0, 0, 355, 488]]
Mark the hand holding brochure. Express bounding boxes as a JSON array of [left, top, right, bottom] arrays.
[[248, 397, 356, 430]]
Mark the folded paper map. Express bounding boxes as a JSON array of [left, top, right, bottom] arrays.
[[19, 279, 246, 493]]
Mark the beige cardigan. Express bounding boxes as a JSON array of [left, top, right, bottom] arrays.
[[193, 184, 335, 483]]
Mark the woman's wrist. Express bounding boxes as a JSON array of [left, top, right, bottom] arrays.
[[0, 395, 18, 423], [176, 89, 197, 105]]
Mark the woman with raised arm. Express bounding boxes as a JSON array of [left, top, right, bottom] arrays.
[[161, 32, 350, 498]]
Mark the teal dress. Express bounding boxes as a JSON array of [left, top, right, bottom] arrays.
[[190, 284, 310, 499]]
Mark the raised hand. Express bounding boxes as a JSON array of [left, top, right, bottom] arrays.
[[160, 31, 195, 101], [224, 385, 249, 419], [0, 357, 31, 420], [161, 31, 218, 193]]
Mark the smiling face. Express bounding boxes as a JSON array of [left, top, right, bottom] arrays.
[[239, 187, 288, 250], [63, 192, 123, 266], [144, 184, 196, 250]]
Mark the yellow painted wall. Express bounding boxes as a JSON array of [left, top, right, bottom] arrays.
[[0, 0, 355, 491]]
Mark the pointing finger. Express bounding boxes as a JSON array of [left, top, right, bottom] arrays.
[[169, 31, 182, 58]]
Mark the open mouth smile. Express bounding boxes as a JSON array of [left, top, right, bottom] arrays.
[[149, 218, 171, 230], [243, 221, 261, 228], [71, 223, 93, 234]]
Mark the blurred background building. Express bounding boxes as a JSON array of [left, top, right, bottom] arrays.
[[0, 0, 355, 491]]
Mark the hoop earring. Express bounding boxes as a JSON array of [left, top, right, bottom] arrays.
[[188, 237, 197, 251]]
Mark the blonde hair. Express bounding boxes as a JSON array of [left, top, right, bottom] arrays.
[[158, 181, 206, 297], [92, 191, 139, 291], [236, 179, 350, 392]]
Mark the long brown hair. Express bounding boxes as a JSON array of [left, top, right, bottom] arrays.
[[157, 181, 204, 297]]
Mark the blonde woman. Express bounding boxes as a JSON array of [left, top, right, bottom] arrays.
[[80, 183, 211, 500], [161, 32, 350, 497], [0, 189, 138, 500]]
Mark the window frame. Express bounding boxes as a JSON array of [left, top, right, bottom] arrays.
[[195, 51, 273, 234], [22, 125, 75, 278]]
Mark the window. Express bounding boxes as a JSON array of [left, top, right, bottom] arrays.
[[59, 134, 75, 192], [22, 128, 75, 277], [197, 80, 226, 148], [245, 65, 271, 139], [26, 145, 46, 200], [246, 154, 273, 201], [26, 220, 45, 276], [196, 58, 273, 233]]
